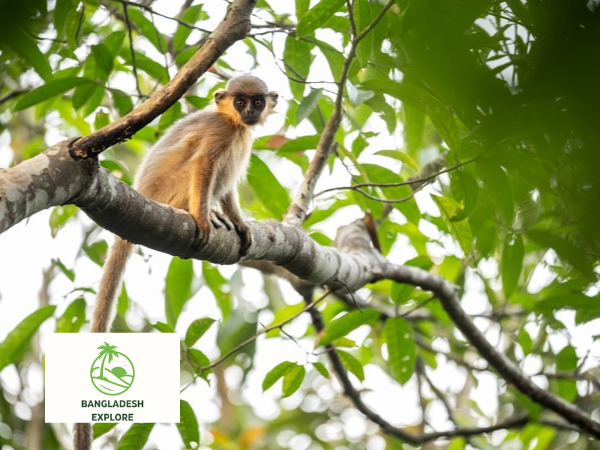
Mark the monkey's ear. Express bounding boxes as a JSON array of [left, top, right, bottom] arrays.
[[214, 90, 227, 103], [268, 91, 279, 104]]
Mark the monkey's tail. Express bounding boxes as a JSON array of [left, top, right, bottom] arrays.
[[73, 423, 91, 450], [90, 237, 134, 333]]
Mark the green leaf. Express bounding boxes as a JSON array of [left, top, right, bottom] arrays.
[[262, 361, 295, 391], [158, 101, 183, 133], [117, 285, 129, 317], [94, 111, 110, 130], [534, 294, 600, 320], [375, 150, 419, 172], [173, 5, 203, 52], [354, 0, 374, 66], [49, 205, 78, 238], [15, 77, 91, 111], [313, 39, 345, 80], [391, 282, 412, 305], [282, 364, 305, 398], [202, 262, 231, 320], [555, 346, 577, 402], [297, 0, 345, 36], [0, 306, 56, 371], [72, 81, 98, 110], [91, 44, 114, 79], [502, 234, 524, 298], [385, 317, 416, 385], [283, 35, 314, 98], [55, 0, 78, 38], [185, 318, 216, 347], [52, 258, 75, 282], [111, 89, 134, 116], [247, 154, 290, 219], [450, 171, 479, 221], [177, 400, 200, 449], [127, 9, 167, 53], [116, 423, 155, 450], [402, 104, 425, 155], [10, 29, 52, 80], [312, 362, 330, 379], [279, 135, 320, 153], [337, 350, 364, 381], [296, 88, 323, 124], [83, 240, 108, 267], [431, 194, 473, 255], [477, 162, 513, 224], [92, 423, 117, 439], [153, 321, 175, 333], [56, 299, 86, 333], [165, 257, 194, 327], [518, 328, 533, 355], [319, 309, 380, 346], [187, 349, 211, 382]]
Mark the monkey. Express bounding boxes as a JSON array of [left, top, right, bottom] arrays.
[[72, 75, 277, 450]]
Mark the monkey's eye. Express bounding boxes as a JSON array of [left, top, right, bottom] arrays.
[[254, 99, 263, 107], [236, 99, 246, 108]]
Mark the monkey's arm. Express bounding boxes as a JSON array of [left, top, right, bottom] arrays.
[[221, 190, 251, 255]]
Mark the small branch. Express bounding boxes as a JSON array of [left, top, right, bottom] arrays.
[[113, 0, 212, 33], [284, 0, 396, 226], [180, 289, 332, 393], [316, 156, 477, 198], [200, 290, 331, 372], [382, 263, 600, 438], [122, 3, 144, 100], [304, 293, 533, 443]]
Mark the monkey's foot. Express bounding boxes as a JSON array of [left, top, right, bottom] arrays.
[[232, 220, 252, 257], [210, 211, 232, 231]]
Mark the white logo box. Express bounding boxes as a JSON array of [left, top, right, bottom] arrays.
[[45, 333, 180, 423]]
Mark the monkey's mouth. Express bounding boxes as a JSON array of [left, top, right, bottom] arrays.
[[242, 117, 260, 126]]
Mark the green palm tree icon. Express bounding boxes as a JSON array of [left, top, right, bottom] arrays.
[[97, 342, 119, 380], [91, 342, 135, 395]]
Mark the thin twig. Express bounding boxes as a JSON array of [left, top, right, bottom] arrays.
[[113, 0, 212, 33], [122, 3, 144, 100]]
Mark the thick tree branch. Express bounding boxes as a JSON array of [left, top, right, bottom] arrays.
[[69, 0, 257, 159]]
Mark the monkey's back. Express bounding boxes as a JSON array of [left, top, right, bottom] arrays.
[[134, 108, 252, 211]]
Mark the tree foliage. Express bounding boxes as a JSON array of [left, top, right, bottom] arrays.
[[1, 0, 600, 448]]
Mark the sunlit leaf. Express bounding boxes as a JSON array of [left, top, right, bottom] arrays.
[[0, 306, 56, 371], [165, 257, 194, 327], [15, 77, 91, 111], [385, 317, 416, 385], [297, 0, 345, 36], [312, 362, 330, 379], [502, 234, 524, 298], [337, 350, 364, 381], [282, 364, 305, 398], [262, 361, 295, 391], [56, 299, 86, 333], [93, 423, 117, 439], [319, 309, 380, 346], [185, 318, 216, 347], [116, 423, 155, 450], [177, 400, 200, 449]]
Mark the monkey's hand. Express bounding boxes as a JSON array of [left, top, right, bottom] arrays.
[[230, 218, 252, 257]]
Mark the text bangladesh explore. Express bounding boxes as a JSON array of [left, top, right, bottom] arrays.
[[82, 399, 144, 422]]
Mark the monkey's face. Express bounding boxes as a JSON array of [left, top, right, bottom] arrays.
[[233, 95, 266, 126]]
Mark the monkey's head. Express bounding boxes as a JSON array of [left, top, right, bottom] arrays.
[[215, 75, 278, 127]]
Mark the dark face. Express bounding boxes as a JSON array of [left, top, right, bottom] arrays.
[[233, 95, 266, 125]]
